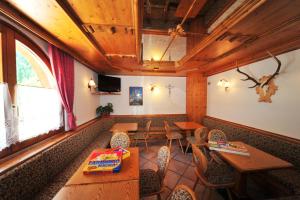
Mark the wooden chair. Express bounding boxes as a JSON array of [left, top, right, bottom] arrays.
[[208, 129, 227, 142], [110, 132, 130, 148], [185, 127, 208, 154], [167, 184, 197, 200], [133, 120, 152, 150], [140, 146, 171, 200], [164, 121, 184, 152], [191, 144, 235, 200]]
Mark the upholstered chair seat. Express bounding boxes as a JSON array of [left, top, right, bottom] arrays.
[[140, 169, 162, 195], [208, 129, 228, 142], [192, 144, 235, 200], [140, 146, 171, 199], [110, 132, 130, 148], [167, 185, 197, 200]]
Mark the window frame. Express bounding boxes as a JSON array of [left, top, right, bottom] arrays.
[[0, 20, 64, 159]]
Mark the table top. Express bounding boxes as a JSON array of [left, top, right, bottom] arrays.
[[110, 123, 138, 132], [53, 180, 139, 200], [213, 141, 293, 173], [174, 121, 204, 130], [66, 147, 139, 186]]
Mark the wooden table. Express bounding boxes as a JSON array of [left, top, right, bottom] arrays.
[[53, 147, 139, 200], [110, 123, 138, 133], [174, 121, 205, 137], [213, 141, 293, 198]]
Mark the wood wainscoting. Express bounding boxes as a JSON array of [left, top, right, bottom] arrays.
[[186, 71, 207, 123]]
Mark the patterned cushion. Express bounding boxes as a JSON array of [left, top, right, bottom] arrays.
[[110, 132, 130, 148], [208, 129, 227, 142], [267, 169, 300, 195], [0, 118, 115, 200], [140, 169, 161, 195], [169, 187, 194, 200], [157, 146, 171, 181]]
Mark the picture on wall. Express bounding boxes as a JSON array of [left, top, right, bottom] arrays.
[[129, 87, 143, 106]]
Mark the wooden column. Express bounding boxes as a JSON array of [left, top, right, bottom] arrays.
[[186, 71, 207, 123]]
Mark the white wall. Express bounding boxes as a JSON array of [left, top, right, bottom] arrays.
[[74, 61, 99, 125], [207, 49, 300, 139], [100, 76, 186, 115]]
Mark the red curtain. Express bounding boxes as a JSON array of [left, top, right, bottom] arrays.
[[48, 44, 76, 130]]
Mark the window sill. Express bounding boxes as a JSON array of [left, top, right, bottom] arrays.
[[0, 117, 103, 175]]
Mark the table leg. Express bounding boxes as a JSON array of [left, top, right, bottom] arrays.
[[233, 172, 249, 199]]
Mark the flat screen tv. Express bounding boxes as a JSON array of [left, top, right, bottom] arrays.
[[98, 75, 121, 92]]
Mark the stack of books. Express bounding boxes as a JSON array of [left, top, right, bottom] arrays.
[[208, 141, 250, 156]]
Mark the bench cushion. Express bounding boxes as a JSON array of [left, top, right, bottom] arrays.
[[267, 169, 300, 195]]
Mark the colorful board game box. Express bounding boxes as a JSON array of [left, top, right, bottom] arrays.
[[83, 150, 122, 174], [110, 147, 130, 160]]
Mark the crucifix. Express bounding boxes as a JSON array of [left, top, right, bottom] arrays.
[[165, 84, 175, 97]]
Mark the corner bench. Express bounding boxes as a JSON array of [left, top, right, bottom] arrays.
[[202, 116, 300, 199], [0, 117, 114, 200]]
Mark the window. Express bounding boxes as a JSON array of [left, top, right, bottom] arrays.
[[16, 40, 62, 141], [0, 22, 63, 157]]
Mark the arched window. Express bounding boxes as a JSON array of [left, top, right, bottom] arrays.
[[0, 22, 63, 155]]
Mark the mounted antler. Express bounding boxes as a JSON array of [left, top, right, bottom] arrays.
[[236, 67, 260, 88], [261, 51, 281, 88]]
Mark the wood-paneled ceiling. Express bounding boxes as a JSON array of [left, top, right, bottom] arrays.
[[1, 0, 300, 76]]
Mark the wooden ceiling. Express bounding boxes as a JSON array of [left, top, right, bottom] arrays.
[[0, 0, 300, 76]]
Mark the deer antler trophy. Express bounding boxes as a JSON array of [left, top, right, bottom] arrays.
[[236, 51, 281, 103]]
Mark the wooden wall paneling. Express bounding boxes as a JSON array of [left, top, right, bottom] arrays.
[[133, 0, 143, 63], [175, 0, 207, 18], [3, 0, 111, 72], [179, 0, 267, 66], [0, 1, 108, 73], [56, 0, 113, 67], [186, 71, 207, 123], [1, 25, 16, 100], [186, 16, 206, 55]]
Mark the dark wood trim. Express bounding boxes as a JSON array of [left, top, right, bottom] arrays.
[[0, 116, 109, 175], [178, 0, 266, 66], [204, 116, 300, 144], [204, 38, 300, 76], [0, 127, 64, 160], [111, 113, 187, 118], [55, 0, 112, 67], [0, 1, 103, 73]]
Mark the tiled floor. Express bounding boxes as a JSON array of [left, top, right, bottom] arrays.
[[137, 141, 224, 200]]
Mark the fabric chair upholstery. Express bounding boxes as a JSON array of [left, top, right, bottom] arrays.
[[208, 129, 227, 142], [168, 184, 197, 200], [140, 146, 171, 198], [110, 132, 130, 148]]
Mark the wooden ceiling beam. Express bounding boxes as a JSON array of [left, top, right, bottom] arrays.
[[55, 0, 113, 68], [179, 0, 267, 67], [132, 0, 142, 64], [0, 1, 107, 73]]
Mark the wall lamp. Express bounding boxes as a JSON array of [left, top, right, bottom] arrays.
[[88, 78, 96, 91], [217, 79, 230, 91]]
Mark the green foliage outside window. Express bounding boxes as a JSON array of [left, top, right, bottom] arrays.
[[16, 51, 42, 87]]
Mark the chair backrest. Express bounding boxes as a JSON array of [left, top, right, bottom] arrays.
[[168, 184, 197, 200], [156, 146, 171, 184], [208, 129, 227, 142], [144, 120, 152, 137], [164, 121, 172, 136], [110, 132, 130, 148], [192, 144, 208, 176], [194, 127, 208, 144]]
